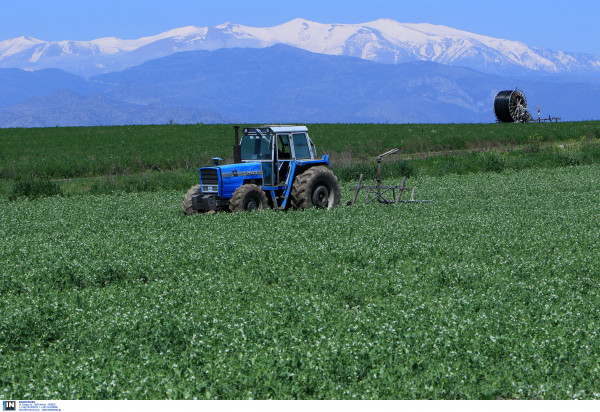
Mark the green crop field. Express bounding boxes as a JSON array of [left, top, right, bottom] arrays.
[[1, 122, 599, 181], [1, 122, 600, 201], [1, 164, 599, 399]]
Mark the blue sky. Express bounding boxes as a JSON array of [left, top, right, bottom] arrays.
[[3, 0, 599, 54]]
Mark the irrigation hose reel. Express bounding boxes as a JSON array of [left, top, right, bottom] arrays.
[[494, 88, 533, 123]]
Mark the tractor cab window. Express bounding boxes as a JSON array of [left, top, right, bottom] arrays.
[[292, 133, 312, 159], [277, 134, 291, 159], [241, 134, 272, 160]]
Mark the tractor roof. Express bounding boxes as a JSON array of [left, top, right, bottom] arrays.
[[243, 125, 309, 136], [266, 125, 308, 134]]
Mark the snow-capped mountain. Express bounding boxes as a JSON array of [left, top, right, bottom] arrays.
[[2, 45, 600, 127], [1, 18, 600, 77]]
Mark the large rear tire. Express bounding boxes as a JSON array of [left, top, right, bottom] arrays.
[[229, 184, 269, 212], [183, 184, 202, 215], [290, 166, 340, 210]]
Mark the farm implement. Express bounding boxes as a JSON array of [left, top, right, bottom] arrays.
[[347, 149, 430, 206], [183, 126, 428, 214]]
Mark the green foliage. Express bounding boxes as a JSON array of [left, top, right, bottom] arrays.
[[477, 151, 507, 173], [1, 122, 599, 180], [0, 124, 231, 180], [9, 180, 63, 201], [553, 141, 584, 166], [333, 160, 415, 181], [1, 166, 600, 399], [409, 138, 600, 177], [524, 133, 544, 153], [89, 174, 159, 195]]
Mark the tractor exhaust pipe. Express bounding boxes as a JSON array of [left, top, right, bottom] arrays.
[[233, 126, 242, 163]]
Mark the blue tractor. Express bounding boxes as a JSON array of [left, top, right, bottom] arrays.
[[183, 125, 341, 214]]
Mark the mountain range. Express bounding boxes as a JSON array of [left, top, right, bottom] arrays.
[[1, 19, 599, 127], [2, 19, 600, 78]]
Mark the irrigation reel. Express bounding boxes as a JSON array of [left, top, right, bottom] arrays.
[[494, 88, 560, 123]]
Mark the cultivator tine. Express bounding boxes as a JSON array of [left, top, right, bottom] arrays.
[[348, 174, 364, 206], [395, 176, 408, 203]]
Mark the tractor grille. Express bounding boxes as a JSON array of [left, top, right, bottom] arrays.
[[200, 168, 219, 193]]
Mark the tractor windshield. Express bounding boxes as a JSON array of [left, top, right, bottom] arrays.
[[241, 134, 272, 160]]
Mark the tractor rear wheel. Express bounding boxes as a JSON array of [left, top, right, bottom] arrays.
[[290, 166, 340, 210], [229, 184, 269, 212], [183, 184, 202, 215]]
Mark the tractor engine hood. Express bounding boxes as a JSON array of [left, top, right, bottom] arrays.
[[209, 162, 262, 199], [218, 162, 262, 179]]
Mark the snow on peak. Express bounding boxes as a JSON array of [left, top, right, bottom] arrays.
[[216, 22, 235, 30], [0, 36, 44, 56], [0, 18, 598, 77]]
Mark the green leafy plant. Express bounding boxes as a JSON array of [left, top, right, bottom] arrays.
[[9, 180, 62, 200], [478, 150, 507, 172]]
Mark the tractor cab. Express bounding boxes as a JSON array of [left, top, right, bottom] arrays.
[[240, 126, 317, 187]]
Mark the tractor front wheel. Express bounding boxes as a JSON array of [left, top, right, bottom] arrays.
[[182, 184, 202, 215], [290, 166, 341, 210], [229, 184, 269, 212]]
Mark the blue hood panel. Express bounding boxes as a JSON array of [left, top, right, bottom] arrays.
[[218, 162, 262, 199]]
